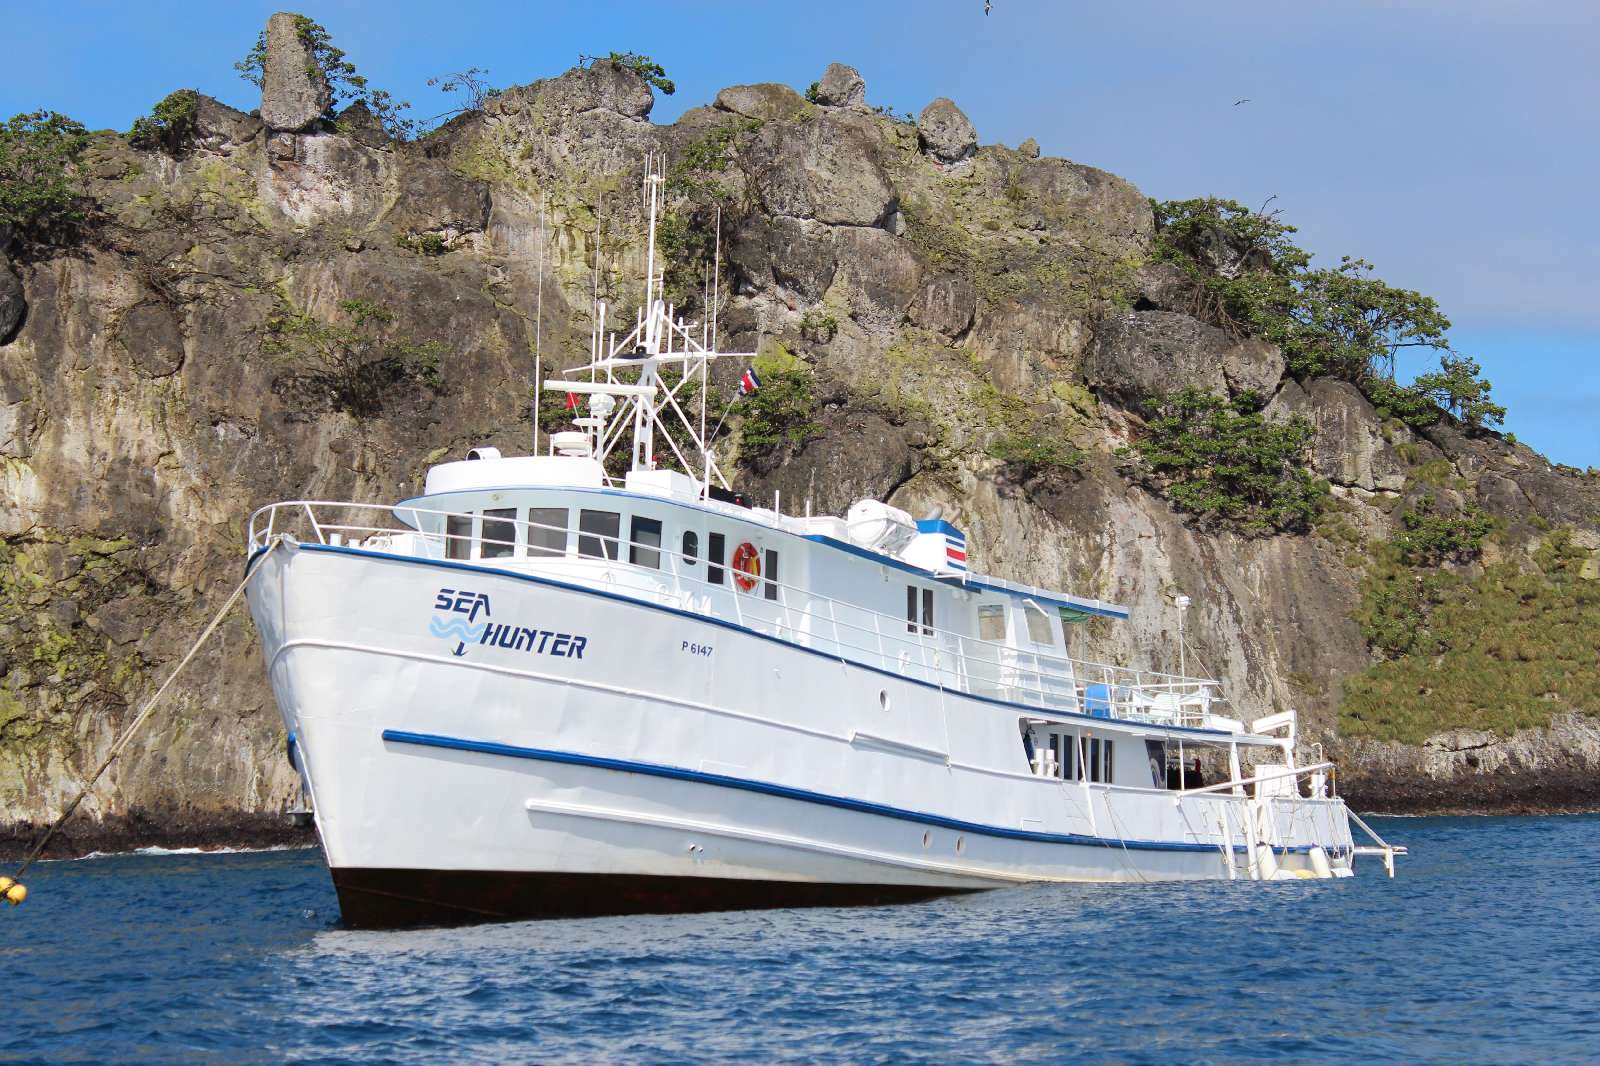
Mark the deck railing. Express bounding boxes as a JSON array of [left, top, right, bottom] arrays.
[[248, 500, 1232, 730]]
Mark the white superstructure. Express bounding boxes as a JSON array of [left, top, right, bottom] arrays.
[[243, 161, 1401, 928]]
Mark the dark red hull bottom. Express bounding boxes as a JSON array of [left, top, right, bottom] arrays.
[[330, 867, 973, 930]]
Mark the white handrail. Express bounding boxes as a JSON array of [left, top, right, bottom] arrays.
[[247, 500, 1239, 729], [1172, 762, 1335, 799]]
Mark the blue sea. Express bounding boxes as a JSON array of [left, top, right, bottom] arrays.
[[3, 814, 1598, 1063]]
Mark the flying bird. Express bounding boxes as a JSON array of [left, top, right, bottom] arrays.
[[1233, 98, 1251, 106], [984, 1, 992, 13]]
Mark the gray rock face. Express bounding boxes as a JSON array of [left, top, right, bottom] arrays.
[[831, 228, 923, 332], [729, 216, 837, 303], [116, 302, 184, 378], [382, 160, 492, 243], [751, 411, 919, 514], [500, 59, 653, 120], [746, 115, 895, 226], [814, 63, 866, 108], [193, 95, 263, 148], [1267, 378, 1412, 492], [1085, 311, 1285, 404], [259, 12, 331, 132], [0, 255, 22, 344], [1132, 262, 1198, 313], [713, 83, 806, 121], [910, 274, 978, 340], [334, 100, 388, 147], [917, 97, 976, 164]]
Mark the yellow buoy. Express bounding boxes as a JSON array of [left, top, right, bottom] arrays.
[[0, 876, 12, 891], [3, 882, 23, 906]]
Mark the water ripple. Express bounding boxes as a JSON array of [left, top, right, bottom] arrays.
[[3, 816, 1599, 1062]]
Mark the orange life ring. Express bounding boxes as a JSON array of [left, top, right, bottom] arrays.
[[731, 541, 761, 592]]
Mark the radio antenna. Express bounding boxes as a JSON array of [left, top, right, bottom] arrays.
[[533, 193, 546, 452]]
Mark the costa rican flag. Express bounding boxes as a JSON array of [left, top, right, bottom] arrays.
[[916, 519, 968, 574], [739, 367, 762, 397], [943, 528, 968, 573]]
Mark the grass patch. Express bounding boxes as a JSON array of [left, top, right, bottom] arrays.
[[1341, 530, 1600, 743]]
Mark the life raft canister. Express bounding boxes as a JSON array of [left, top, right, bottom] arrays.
[[731, 541, 761, 592]]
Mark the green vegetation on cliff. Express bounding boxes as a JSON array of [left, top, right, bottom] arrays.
[[1126, 388, 1326, 533], [1344, 529, 1600, 744], [737, 360, 823, 457], [0, 110, 90, 246], [127, 90, 200, 156], [264, 299, 445, 418], [1151, 197, 1504, 430]]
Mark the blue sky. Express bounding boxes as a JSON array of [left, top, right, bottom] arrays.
[[8, 1, 1596, 467]]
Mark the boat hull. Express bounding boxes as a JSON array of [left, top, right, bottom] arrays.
[[246, 539, 1357, 929], [330, 867, 968, 929]]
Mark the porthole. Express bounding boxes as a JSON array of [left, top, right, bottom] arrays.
[[922, 831, 931, 849], [956, 836, 966, 854], [879, 690, 890, 711]]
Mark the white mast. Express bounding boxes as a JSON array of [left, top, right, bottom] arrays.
[[543, 154, 754, 494]]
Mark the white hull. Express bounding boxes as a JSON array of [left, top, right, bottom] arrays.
[[248, 540, 1358, 927]]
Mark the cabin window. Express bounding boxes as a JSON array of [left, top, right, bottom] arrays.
[[906, 586, 933, 634], [1061, 730, 1077, 781], [446, 514, 473, 561], [682, 531, 699, 564], [578, 509, 620, 560], [629, 516, 663, 569], [764, 549, 779, 600], [526, 507, 568, 558], [480, 508, 517, 560], [1024, 601, 1055, 646], [978, 604, 1006, 642], [708, 532, 726, 585], [1084, 737, 1114, 784]]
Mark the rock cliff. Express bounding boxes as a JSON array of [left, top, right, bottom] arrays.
[[3, 45, 1597, 855]]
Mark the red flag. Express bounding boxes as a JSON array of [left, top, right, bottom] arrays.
[[565, 392, 579, 410]]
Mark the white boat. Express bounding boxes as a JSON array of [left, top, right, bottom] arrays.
[[244, 164, 1403, 929]]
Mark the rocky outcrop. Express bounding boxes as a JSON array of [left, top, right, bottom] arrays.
[[746, 115, 896, 226], [0, 255, 22, 343], [917, 98, 977, 165], [1268, 378, 1413, 493], [714, 83, 807, 121], [814, 64, 866, 109], [1085, 310, 1285, 404], [259, 12, 330, 132], [1339, 713, 1600, 813], [193, 96, 263, 151]]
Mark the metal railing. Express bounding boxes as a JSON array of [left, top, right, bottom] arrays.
[[248, 500, 1232, 729]]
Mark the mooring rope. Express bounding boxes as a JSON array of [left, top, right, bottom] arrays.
[[2, 539, 281, 907]]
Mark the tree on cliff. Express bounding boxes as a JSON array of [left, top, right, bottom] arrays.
[[236, 15, 414, 138], [0, 110, 90, 251], [264, 299, 445, 418], [1152, 197, 1503, 431]]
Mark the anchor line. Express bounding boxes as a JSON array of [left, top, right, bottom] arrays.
[[3, 538, 283, 893]]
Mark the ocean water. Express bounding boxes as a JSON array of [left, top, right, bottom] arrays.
[[3, 814, 1598, 1064]]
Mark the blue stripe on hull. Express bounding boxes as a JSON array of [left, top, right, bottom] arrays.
[[380, 728, 1315, 856]]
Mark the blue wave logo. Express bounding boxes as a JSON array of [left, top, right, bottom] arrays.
[[430, 616, 488, 643]]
